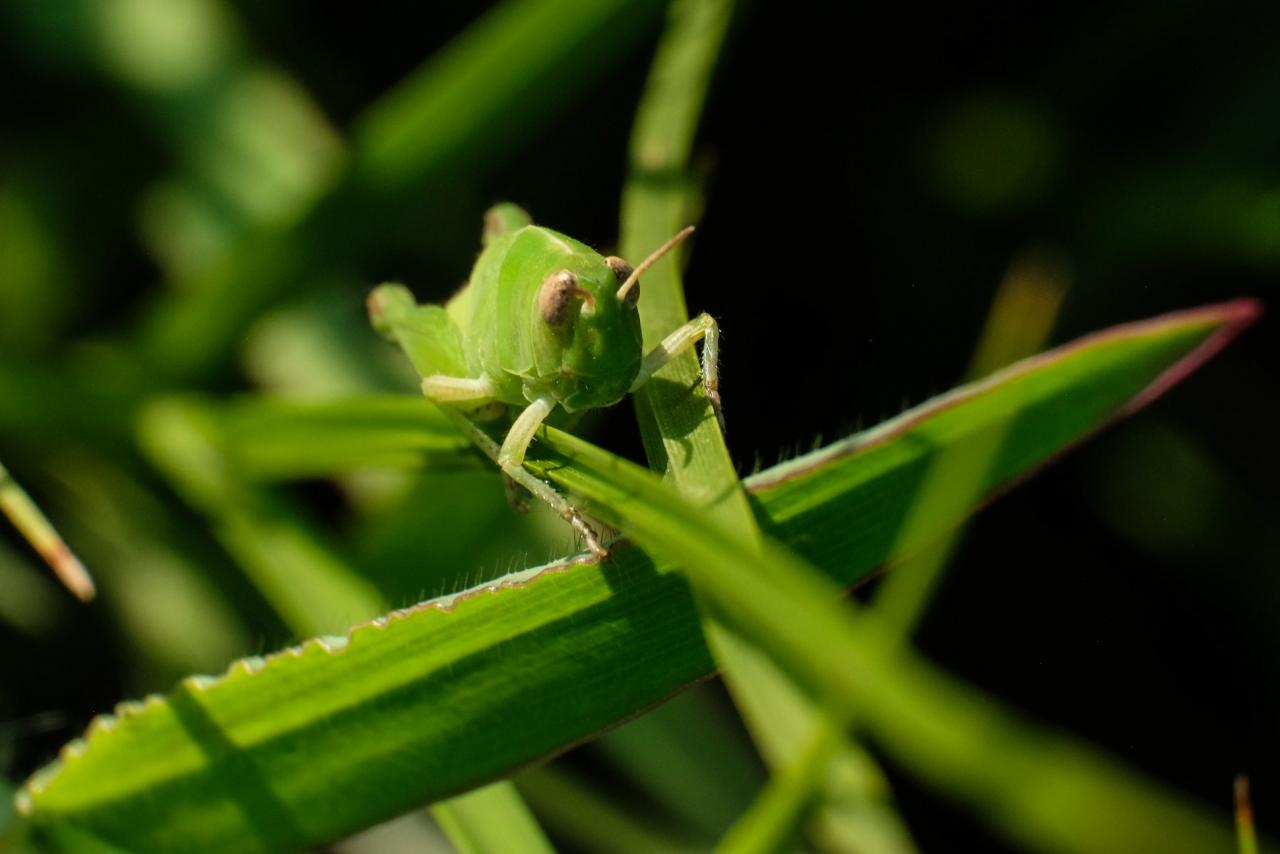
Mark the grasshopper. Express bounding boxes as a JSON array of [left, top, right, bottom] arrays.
[[369, 202, 720, 559]]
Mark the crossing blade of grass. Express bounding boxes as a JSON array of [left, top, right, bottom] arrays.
[[1237, 776, 1260, 854], [594, 691, 765, 841], [524, 421, 1249, 853], [516, 766, 699, 854], [139, 0, 664, 381], [721, 252, 1063, 852], [875, 250, 1065, 640], [619, 1, 914, 847], [707, 652, 916, 854], [15, 300, 1256, 852], [713, 721, 841, 854], [432, 783, 554, 854], [544, 292, 1251, 854]]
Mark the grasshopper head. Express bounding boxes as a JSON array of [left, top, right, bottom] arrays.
[[537, 252, 643, 411], [532, 225, 694, 412]]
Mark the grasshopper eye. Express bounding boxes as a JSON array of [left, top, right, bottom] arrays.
[[539, 271, 593, 326], [606, 256, 638, 306]]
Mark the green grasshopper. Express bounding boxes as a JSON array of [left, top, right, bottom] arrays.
[[369, 202, 720, 559]]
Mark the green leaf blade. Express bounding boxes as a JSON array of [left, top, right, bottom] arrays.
[[22, 558, 708, 852], [432, 783, 555, 854], [18, 300, 1257, 852], [748, 299, 1260, 579], [220, 395, 477, 480]]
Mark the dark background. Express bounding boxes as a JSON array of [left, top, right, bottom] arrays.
[[2, 1, 1276, 849]]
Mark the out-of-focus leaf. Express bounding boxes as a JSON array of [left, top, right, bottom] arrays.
[[714, 720, 842, 854], [7, 0, 344, 277], [139, 0, 665, 380], [432, 782, 554, 854], [596, 690, 764, 840], [43, 457, 253, 681], [0, 186, 71, 349], [218, 397, 477, 481], [138, 398, 387, 638], [331, 811, 449, 854], [16, 300, 1255, 852], [0, 545, 62, 636], [516, 765, 698, 854]]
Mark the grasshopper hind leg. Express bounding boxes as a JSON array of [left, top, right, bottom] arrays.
[[424, 387, 610, 561], [496, 396, 610, 560], [502, 473, 533, 513]]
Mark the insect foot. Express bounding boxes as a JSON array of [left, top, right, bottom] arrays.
[[707, 384, 726, 435], [563, 508, 610, 562]]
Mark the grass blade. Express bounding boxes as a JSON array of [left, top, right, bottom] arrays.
[[516, 766, 698, 854], [713, 722, 840, 854], [615, 3, 789, 843], [432, 783, 555, 854], [595, 692, 764, 840], [219, 396, 478, 481], [0, 460, 94, 602], [17, 300, 1256, 852], [1237, 775, 1260, 854], [619, 3, 916, 847], [875, 249, 1066, 639]]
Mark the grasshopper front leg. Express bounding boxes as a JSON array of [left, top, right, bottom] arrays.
[[421, 382, 609, 561], [630, 312, 724, 432]]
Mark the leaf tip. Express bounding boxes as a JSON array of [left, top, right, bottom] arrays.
[[1118, 296, 1263, 417], [1213, 296, 1264, 327]]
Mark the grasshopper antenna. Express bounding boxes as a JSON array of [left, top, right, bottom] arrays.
[[616, 225, 696, 301]]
